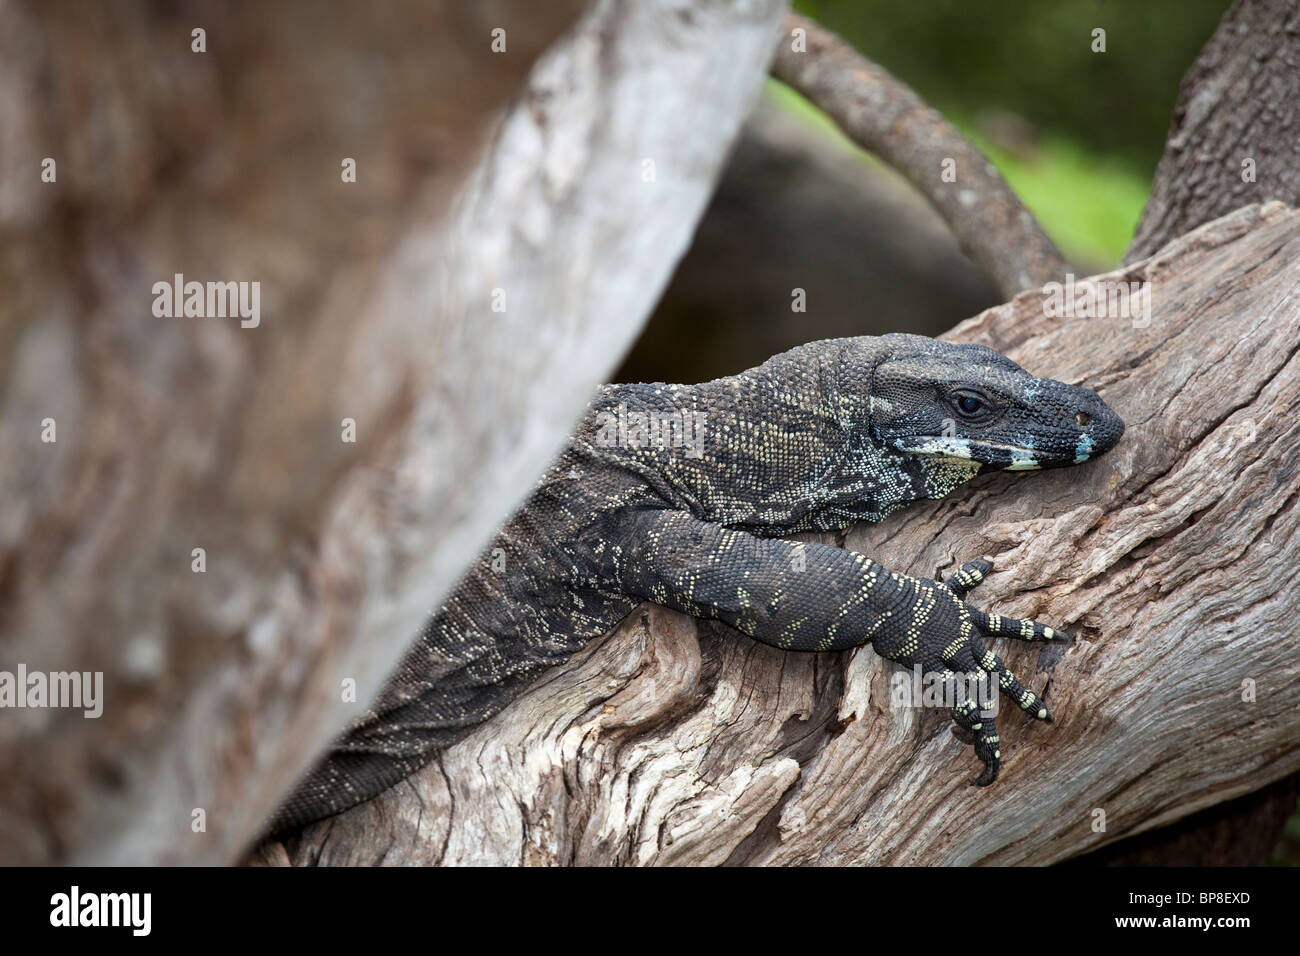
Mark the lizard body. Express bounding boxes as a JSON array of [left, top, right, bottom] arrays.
[[271, 333, 1123, 832]]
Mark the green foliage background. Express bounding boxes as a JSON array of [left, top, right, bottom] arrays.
[[790, 0, 1233, 267]]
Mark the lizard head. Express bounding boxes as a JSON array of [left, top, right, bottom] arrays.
[[864, 333, 1124, 482]]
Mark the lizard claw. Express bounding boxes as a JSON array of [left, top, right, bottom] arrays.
[[972, 760, 999, 788], [951, 698, 1000, 786]]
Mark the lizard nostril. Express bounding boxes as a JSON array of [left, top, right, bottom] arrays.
[[1075, 411, 1091, 428]]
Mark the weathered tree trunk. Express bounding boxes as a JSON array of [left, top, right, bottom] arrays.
[[265, 202, 1300, 866], [1127, 0, 1300, 262], [0, 0, 789, 865], [1100, 0, 1300, 865]]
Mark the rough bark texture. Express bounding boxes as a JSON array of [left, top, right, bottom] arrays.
[[268, 202, 1300, 866], [1127, 0, 1300, 262], [1107, 0, 1300, 865], [771, 13, 1068, 298], [1073, 771, 1299, 867], [0, 0, 789, 865]]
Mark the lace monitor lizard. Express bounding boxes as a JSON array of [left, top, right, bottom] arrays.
[[271, 333, 1124, 832]]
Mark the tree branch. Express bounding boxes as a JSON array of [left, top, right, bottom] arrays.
[[770, 12, 1068, 298]]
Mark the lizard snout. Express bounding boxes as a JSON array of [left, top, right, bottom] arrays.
[[1072, 394, 1124, 461]]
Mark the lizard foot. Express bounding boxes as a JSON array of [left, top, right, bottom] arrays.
[[941, 558, 1062, 784], [874, 558, 1064, 787]]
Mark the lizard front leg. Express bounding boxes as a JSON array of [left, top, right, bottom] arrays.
[[615, 509, 1059, 785]]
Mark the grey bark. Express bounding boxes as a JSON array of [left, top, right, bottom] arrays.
[[1127, 0, 1300, 262]]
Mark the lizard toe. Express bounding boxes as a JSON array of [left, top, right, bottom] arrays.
[[944, 557, 994, 597]]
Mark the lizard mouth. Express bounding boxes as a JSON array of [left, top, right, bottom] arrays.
[[894, 436, 1044, 470]]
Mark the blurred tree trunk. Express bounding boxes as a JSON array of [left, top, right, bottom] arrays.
[[0, 0, 788, 864], [0, 0, 583, 866], [1127, 0, 1300, 263]]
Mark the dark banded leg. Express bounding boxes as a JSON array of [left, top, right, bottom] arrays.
[[613, 508, 905, 653]]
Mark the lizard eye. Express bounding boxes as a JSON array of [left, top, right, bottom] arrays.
[[948, 388, 997, 423]]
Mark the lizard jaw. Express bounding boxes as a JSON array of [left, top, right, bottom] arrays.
[[894, 436, 1044, 470]]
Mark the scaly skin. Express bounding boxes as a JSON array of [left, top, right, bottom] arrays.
[[270, 333, 1124, 831]]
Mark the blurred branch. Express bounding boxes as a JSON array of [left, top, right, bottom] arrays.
[[771, 13, 1067, 297]]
